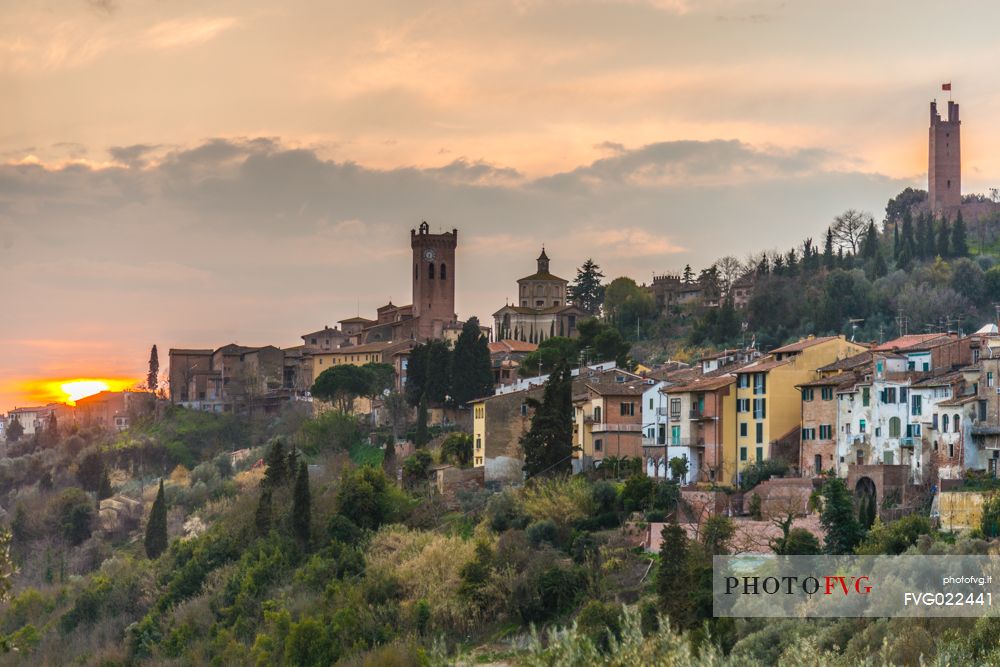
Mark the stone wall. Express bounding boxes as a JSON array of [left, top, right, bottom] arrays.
[[434, 465, 485, 509]]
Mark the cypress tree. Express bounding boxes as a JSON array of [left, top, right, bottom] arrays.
[[952, 210, 969, 257], [97, 467, 113, 501], [916, 215, 929, 259], [823, 229, 834, 270], [144, 479, 168, 559], [657, 522, 694, 629], [893, 224, 900, 261], [863, 222, 878, 259], [147, 344, 159, 393], [819, 478, 863, 554], [255, 487, 272, 536], [871, 248, 888, 279], [451, 318, 493, 406], [286, 445, 300, 483], [292, 461, 311, 547], [263, 439, 288, 488], [415, 394, 429, 447], [937, 217, 951, 258], [521, 362, 573, 477], [901, 210, 916, 259]]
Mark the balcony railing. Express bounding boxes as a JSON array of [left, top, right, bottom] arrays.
[[642, 437, 705, 448], [591, 422, 642, 433], [899, 437, 916, 447], [689, 408, 703, 419]]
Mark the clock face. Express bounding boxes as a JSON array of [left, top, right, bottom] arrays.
[[423, 248, 436, 261]]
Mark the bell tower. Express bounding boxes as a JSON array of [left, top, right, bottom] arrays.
[[929, 99, 961, 217], [411, 222, 458, 340]]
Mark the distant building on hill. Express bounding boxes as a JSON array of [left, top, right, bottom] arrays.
[[929, 99, 961, 217], [492, 248, 588, 343]]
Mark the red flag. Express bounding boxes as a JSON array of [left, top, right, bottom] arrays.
[[942, 82, 952, 91]]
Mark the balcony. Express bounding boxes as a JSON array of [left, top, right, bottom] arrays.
[[591, 422, 642, 433], [972, 424, 1000, 436], [646, 437, 705, 448], [899, 437, 916, 447], [642, 437, 667, 447]]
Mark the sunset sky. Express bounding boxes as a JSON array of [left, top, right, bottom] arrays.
[[3, 0, 1000, 411]]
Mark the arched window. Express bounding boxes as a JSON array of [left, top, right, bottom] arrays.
[[440, 263, 447, 280], [889, 417, 901, 438], [954, 414, 961, 433], [942, 414, 950, 433], [428, 263, 435, 279]]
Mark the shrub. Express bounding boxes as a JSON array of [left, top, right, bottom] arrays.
[[520, 476, 593, 527], [438, 432, 473, 467], [486, 492, 530, 533], [650, 480, 680, 513], [982, 493, 1000, 538], [620, 475, 654, 513], [329, 515, 363, 545], [773, 528, 822, 555], [402, 450, 433, 487], [50, 487, 94, 546], [576, 600, 623, 652], [590, 481, 619, 514], [526, 519, 558, 547], [747, 493, 762, 520], [739, 459, 789, 491], [856, 514, 932, 555], [335, 466, 404, 531], [299, 411, 362, 456]]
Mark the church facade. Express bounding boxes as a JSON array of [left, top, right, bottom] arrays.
[[493, 249, 587, 343]]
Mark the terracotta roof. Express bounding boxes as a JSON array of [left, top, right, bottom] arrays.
[[488, 339, 538, 355], [768, 335, 844, 354], [736, 358, 793, 373], [872, 334, 951, 352], [817, 351, 873, 373], [339, 316, 376, 324], [664, 374, 736, 393], [578, 371, 647, 397], [517, 271, 568, 283], [937, 394, 980, 407], [796, 375, 847, 388], [301, 326, 346, 339], [697, 348, 753, 362], [911, 371, 964, 387]]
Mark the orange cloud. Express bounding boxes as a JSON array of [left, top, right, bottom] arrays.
[[15, 377, 139, 407]]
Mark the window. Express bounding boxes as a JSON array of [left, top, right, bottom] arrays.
[[649, 398, 654, 410], [671, 425, 681, 445], [670, 399, 681, 421], [737, 398, 750, 413], [520, 403, 528, 416], [857, 449, 864, 465], [740, 423, 748, 437], [753, 373, 766, 395], [882, 387, 897, 403], [738, 374, 749, 389], [620, 402, 635, 417], [428, 263, 435, 279], [821, 387, 834, 400], [954, 414, 961, 433], [948, 442, 954, 458], [802, 388, 814, 401], [859, 419, 866, 433], [862, 387, 870, 406], [989, 372, 995, 388], [475, 436, 482, 450], [876, 360, 884, 374], [899, 387, 908, 403], [932, 413, 939, 430], [815, 455, 823, 475], [819, 424, 832, 440], [802, 428, 816, 440], [912, 395, 922, 416], [755, 422, 763, 444], [594, 438, 603, 452], [752, 398, 766, 419], [414, 263, 418, 280], [756, 446, 763, 461], [942, 414, 949, 432], [884, 451, 894, 465], [740, 447, 747, 461], [889, 417, 901, 438], [440, 263, 447, 280], [593, 407, 602, 422]]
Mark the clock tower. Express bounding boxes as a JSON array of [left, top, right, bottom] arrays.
[[411, 222, 458, 340]]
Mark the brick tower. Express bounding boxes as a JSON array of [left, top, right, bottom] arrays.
[[411, 222, 457, 340], [928, 100, 961, 217]]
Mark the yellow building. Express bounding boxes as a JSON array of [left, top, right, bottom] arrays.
[[310, 340, 415, 384], [734, 335, 867, 477]]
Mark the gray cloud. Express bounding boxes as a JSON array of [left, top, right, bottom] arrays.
[[85, 0, 118, 15], [0, 136, 910, 410]]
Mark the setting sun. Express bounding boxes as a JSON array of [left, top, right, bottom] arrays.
[[15, 377, 140, 407]]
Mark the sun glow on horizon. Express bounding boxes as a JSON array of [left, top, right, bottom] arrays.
[[17, 377, 140, 407]]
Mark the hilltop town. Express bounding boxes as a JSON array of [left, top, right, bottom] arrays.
[[2, 98, 1000, 664]]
